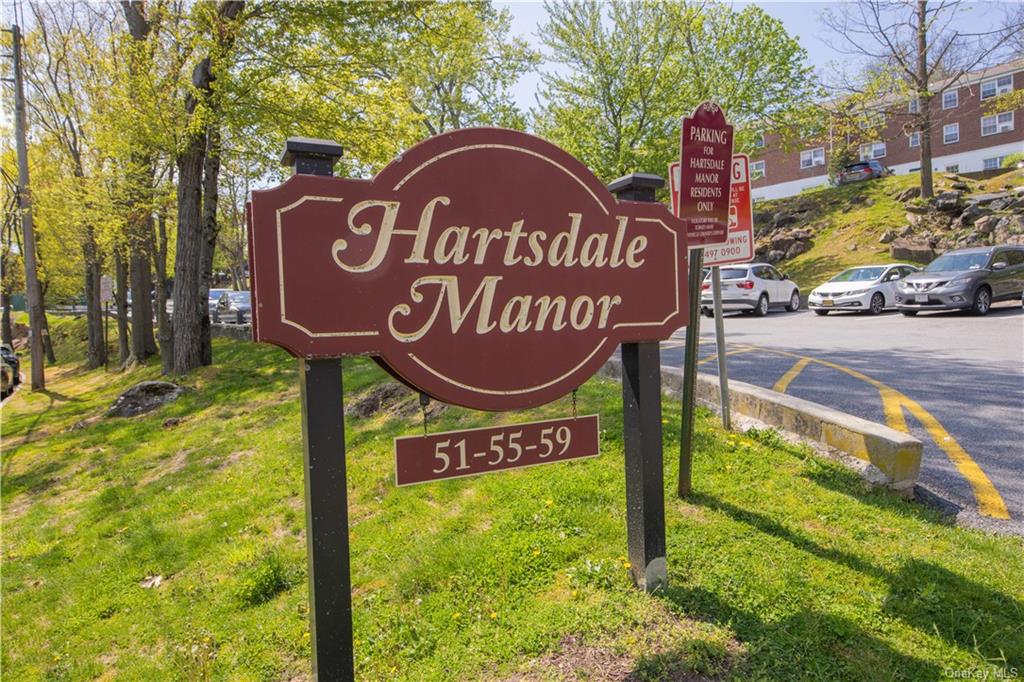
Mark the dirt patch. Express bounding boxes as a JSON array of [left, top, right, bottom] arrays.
[[506, 635, 635, 681], [138, 450, 191, 486], [345, 382, 448, 420], [107, 381, 187, 418]]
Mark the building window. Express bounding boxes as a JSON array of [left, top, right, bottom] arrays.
[[983, 157, 1006, 171], [942, 90, 958, 109], [945, 164, 959, 173], [981, 111, 1014, 136], [859, 142, 886, 160], [751, 160, 766, 180], [753, 134, 765, 148], [943, 123, 959, 144], [800, 147, 825, 169], [908, 131, 920, 148], [908, 97, 919, 114], [980, 74, 1012, 100]]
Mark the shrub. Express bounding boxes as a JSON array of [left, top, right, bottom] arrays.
[[234, 550, 291, 607], [1001, 153, 1024, 169]]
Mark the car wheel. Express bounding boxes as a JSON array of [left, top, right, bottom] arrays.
[[786, 290, 800, 312], [900, 310, 918, 317], [813, 309, 829, 316], [869, 292, 884, 315], [971, 286, 991, 316], [753, 294, 769, 317]]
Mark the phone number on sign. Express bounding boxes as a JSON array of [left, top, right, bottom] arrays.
[[395, 415, 600, 486]]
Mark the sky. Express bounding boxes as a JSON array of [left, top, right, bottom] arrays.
[[498, 0, 1014, 113]]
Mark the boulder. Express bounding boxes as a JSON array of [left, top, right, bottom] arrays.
[[769, 235, 796, 252], [958, 203, 988, 225], [906, 212, 924, 226], [889, 239, 936, 264], [895, 186, 921, 202], [879, 230, 897, 244], [951, 181, 969, 191], [753, 210, 773, 226], [766, 249, 785, 264], [975, 214, 999, 234], [898, 224, 916, 238], [789, 229, 812, 240], [846, 244, 858, 252], [786, 241, 810, 259], [993, 215, 1024, 241], [773, 212, 798, 228], [905, 203, 929, 215], [987, 197, 1011, 211], [934, 191, 963, 211], [107, 381, 187, 418]]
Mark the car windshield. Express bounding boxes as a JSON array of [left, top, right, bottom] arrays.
[[844, 163, 870, 172], [209, 289, 228, 300], [716, 268, 749, 280], [830, 267, 884, 282], [925, 253, 989, 272], [229, 292, 250, 304]]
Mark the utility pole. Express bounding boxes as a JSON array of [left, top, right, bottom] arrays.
[[9, 24, 45, 390]]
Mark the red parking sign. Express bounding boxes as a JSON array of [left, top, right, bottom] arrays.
[[669, 154, 753, 266]]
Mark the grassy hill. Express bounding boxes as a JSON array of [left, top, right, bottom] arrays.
[[756, 168, 1024, 292], [2, 317, 1023, 680]]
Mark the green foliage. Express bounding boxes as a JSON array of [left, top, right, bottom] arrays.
[[234, 550, 292, 607], [827, 143, 858, 182], [534, 1, 818, 181], [3, 318, 1023, 680], [1001, 153, 1024, 169]]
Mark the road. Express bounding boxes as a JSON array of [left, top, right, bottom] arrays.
[[660, 301, 1024, 526]]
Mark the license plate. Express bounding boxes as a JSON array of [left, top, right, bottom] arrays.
[[822, 299, 834, 307], [914, 294, 928, 303]]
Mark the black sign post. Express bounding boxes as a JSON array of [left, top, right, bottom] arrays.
[[281, 137, 355, 682], [608, 173, 667, 593]]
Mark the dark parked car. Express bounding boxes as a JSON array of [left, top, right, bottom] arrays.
[[835, 160, 892, 185], [1, 358, 13, 398], [215, 290, 252, 323], [1, 343, 19, 385], [895, 245, 1024, 316]]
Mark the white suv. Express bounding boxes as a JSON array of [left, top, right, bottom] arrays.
[[700, 263, 801, 317]]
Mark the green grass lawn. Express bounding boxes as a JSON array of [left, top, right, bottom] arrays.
[[2, 317, 1023, 680]]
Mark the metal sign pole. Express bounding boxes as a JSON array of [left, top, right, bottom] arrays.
[[282, 138, 354, 682], [608, 173, 667, 593], [677, 248, 703, 498], [104, 302, 109, 370], [711, 266, 730, 430]]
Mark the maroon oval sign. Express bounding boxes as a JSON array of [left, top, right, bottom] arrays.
[[248, 128, 688, 411]]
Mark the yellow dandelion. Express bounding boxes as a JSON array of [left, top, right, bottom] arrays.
[[489, 611, 498, 619], [452, 612, 461, 620], [532, 548, 541, 556], [623, 562, 632, 569], [545, 499, 554, 507]]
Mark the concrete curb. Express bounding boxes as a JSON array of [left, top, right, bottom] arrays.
[[210, 323, 252, 342], [598, 358, 922, 494]]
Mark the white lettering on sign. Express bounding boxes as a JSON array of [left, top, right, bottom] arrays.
[[689, 126, 729, 145]]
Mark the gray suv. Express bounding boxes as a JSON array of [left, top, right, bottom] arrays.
[[895, 245, 1024, 316]]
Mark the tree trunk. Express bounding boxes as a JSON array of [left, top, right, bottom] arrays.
[[154, 211, 173, 375], [114, 246, 132, 366], [171, 133, 206, 375], [83, 227, 106, 368], [199, 126, 221, 367], [39, 283, 56, 365], [130, 247, 155, 361], [917, 0, 933, 199], [1, 295, 11, 348]]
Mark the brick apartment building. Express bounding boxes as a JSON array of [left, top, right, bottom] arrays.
[[749, 58, 1024, 201]]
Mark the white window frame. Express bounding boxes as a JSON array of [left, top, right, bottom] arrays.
[[908, 97, 919, 114], [943, 123, 959, 144], [983, 157, 1005, 171], [859, 142, 886, 161], [980, 75, 1012, 100], [907, 131, 920, 148], [942, 90, 958, 109], [753, 134, 765, 148], [981, 111, 1014, 136], [750, 160, 766, 180], [945, 164, 959, 173], [800, 147, 825, 169]]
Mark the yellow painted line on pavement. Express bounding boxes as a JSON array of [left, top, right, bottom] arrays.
[[697, 347, 755, 366], [740, 344, 1010, 520], [773, 357, 812, 393]]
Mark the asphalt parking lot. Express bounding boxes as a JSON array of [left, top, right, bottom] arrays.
[[661, 301, 1024, 526]]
